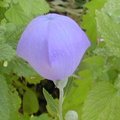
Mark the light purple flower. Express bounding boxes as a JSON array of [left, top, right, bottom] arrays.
[[17, 13, 90, 81]]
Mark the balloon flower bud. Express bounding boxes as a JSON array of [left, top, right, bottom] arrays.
[[17, 13, 90, 81], [65, 110, 78, 120]]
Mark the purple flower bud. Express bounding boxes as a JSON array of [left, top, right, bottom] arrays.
[[17, 13, 90, 81]]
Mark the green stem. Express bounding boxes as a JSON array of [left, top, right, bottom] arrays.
[[59, 88, 64, 120], [53, 79, 68, 120]]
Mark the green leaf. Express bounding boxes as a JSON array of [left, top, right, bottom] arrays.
[[0, 37, 15, 61], [0, 75, 21, 120], [43, 88, 58, 117], [82, 56, 105, 70], [23, 89, 39, 114], [63, 78, 92, 119], [0, 7, 6, 21], [64, 77, 74, 97], [19, 0, 50, 16], [0, 0, 9, 8], [0, 57, 41, 83], [81, 0, 107, 42], [96, 0, 120, 57], [80, 56, 108, 81], [9, 86, 21, 120], [98, 95, 120, 120], [0, 75, 10, 120], [9, 57, 38, 77], [102, 0, 120, 23], [82, 81, 120, 120], [19, 114, 30, 120], [5, 0, 50, 25], [5, 4, 31, 25], [3, 23, 24, 49], [26, 75, 43, 85]]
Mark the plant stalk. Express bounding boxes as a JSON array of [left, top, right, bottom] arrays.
[[53, 79, 68, 120], [59, 88, 64, 120]]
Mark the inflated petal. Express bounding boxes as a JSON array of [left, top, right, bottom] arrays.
[[17, 13, 90, 80], [48, 18, 90, 80], [17, 17, 50, 75]]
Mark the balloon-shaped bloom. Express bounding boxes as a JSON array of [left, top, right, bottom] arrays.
[[17, 13, 90, 81]]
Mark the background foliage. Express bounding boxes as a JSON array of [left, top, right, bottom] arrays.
[[0, 0, 120, 120]]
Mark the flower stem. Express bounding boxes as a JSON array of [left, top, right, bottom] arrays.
[[59, 87, 64, 120], [53, 78, 68, 120]]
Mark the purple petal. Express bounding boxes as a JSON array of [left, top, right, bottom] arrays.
[[48, 16, 90, 80], [17, 13, 90, 80]]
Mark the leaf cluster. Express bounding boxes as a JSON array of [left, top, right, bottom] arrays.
[[0, 0, 51, 120], [81, 0, 120, 120]]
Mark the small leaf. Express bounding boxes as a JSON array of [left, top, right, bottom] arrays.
[[26, 75, 43, 85], [43, 88, 58, 117], [64, 77, 74, 97], [23, 89, 39, 114]]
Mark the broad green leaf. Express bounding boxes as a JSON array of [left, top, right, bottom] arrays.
[[102, 0, 120, 23], [18, 0, 33, 16], [63, 78, 92, 119], [5, 0, 50, 25], [9, 86, 21, 120], [82, 81, 120, 120], [96, 0, 120, 57], [0, 75, 10, 120], [23, 89, 39, 114], [0, 75, 21, 120], [81, 0, 107, 42], [96, 11, 120, 57], [0, 0, 9, 8], [5, 4, 31, 25], [82, 56, 105, 70], [80, 56, 108, 81], [0, 23, 24, 54], [0, 36, 15, 61], [9, 57, 38, 77], [0, 42, 15, 61], [43, 88, 58, 117], [109, 58, 120, 73], [31, 0, 49, 16], [98, 95, 120, 120], [19, 0, 50, 16], [0, 57, 41, 83], [3, 23, 24, 49]]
